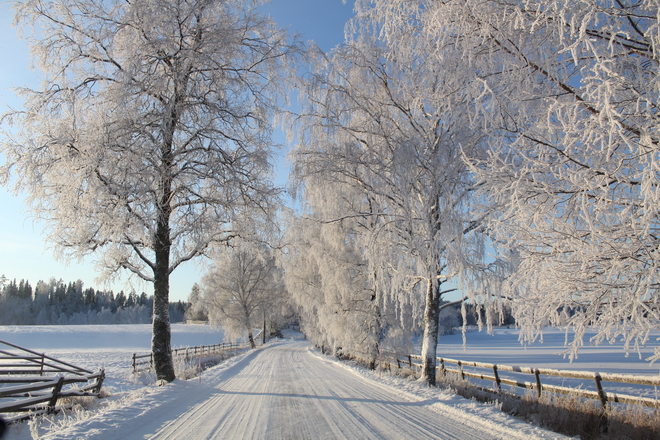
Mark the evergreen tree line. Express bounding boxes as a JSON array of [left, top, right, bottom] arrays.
[[0, 277, 187, 325]]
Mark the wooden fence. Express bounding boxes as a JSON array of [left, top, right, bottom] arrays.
[[0, 339, 105, 421], [388, 353, 660, 409], [132, 341, 250, 373]]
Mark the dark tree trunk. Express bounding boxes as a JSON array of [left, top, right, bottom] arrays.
[[244, 306, 256, 349], [420, 194, 443, 386], [152, 215, 175, 382], [367, 297, 381, 371], [262, 313, 267, 345], [152, 122, 176, 383], [420, 277, 440, 386]]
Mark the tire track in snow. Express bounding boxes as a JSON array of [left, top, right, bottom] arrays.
[[37, 338, 562, 439], [149, 340, 555, 439]]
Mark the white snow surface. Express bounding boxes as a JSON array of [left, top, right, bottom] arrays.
[[6, 324, 656, 439], [437, 327, 660, 375], [2, 325, 658, 438], [0, 324, 225, 396], [3, 328, 567, 440], [435, 327, 660, 400]]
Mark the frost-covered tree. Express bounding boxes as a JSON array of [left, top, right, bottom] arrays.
[[281, 203, 408, 368], [201, 242, 283, 348], [184, 283, 207, 322], [359, 0, 660, 361], [357, 0, 660, 361], [292, 27, 493, 383], [1, 0, 296, 381]]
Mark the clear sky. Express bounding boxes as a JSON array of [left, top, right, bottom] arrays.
[[0, 0, 355, 302]]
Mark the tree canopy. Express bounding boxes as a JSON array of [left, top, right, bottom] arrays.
[[336, 0, 660, 363], [1, 0, 297, 381], [3, 0, 660, 382]]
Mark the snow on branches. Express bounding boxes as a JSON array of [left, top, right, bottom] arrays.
[[1, 0, 297, 381], [352, 0, 660, 361]]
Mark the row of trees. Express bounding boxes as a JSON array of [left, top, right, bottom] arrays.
[[0, 277, 187, 325], [285, 4, 504, 383], [2, 0, 657, 383], [284, 0, 660, 384]]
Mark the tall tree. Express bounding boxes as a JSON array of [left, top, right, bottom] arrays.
[[293, 31, 492, 384], [282, 205, 403, 368], [359, 0, 660, 361], [1, 0, 296, 381]]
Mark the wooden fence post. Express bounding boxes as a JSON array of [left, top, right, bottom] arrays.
[[408, 355, 412, 369], [493, 365, 501, 392], [198, 346, 203, 381], [132, 353, 136, 373], [439, 358, 446, 377], [458, 361, 465, 380], [534, 368, 542, 398], [48, 376, 65, 413], [594, 373, 607, 409], [94, 369, 106, 394]]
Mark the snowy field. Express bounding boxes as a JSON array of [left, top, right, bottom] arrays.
[[437, 327, 660, 375], [0, 324, 226, 394], [0, 325, 658, 439], [435, 327, 660, 400]]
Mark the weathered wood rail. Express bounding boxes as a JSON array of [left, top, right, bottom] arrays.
[[0, 339, 105, 421], [132, 341, 250, 373], [388, 353, 660, 409]]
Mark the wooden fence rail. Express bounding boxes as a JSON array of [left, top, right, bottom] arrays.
[[386, 352, 660, 409], [0, 340, 105, 422], [0, 339, 94, 376], [132, 341, 250, 373]]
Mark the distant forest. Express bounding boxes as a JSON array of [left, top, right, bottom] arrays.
[[0, 277, 188, 325]]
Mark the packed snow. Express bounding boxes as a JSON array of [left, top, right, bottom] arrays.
[[1, 324, 656, 439]]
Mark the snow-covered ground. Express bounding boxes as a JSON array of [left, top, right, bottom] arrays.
[[0, 324, 226, 395], [435, 327, 660, 400], [4, 330, 566, 440], [437, 327, 659, 375], [0, 324, 657, 439]]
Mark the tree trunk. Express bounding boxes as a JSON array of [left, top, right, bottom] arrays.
[[367, 298, 381, 370], [152, 222, 175, 382], [262, 312, 267, 345], [420, 277, 440, 386], [152, 128, 176, 383], [247, 328, 256, 349]]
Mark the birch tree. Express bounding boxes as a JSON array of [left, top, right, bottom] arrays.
[[358, 0, 660, 361], [201, 242, 283, 348], [281, 198, 409, 368], [293, 32, 492, 384], [0, 0, 296, 381]]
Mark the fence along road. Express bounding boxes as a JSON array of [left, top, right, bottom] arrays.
[[42, 337, 564, 440]]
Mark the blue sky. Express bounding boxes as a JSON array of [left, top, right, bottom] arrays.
[[0, 0, 355, 302]]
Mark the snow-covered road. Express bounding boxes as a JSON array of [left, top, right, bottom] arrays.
[[35, 338, 563, 439], [151, 341, 507, 439]]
